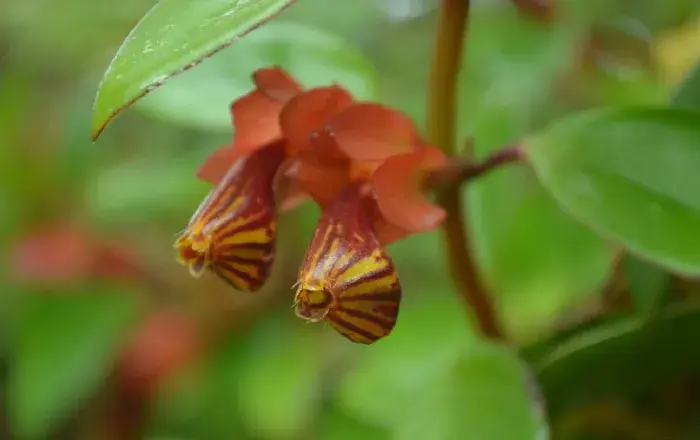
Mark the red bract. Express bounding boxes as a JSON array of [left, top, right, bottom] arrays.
[[177, 66, 449, 342], [11, 223, 141, 286], [116, 311, 201, 397]]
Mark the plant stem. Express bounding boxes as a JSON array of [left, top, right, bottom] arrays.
[[427, 0, 504, 340], [426, 146, 522, 189]]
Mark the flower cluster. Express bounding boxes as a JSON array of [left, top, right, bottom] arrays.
[[175, 67, 449, 344]]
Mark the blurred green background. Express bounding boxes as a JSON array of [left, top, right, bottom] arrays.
[[3, 0, 700, 439]]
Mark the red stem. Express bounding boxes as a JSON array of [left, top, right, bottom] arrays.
[[427, 0, 505, 340]]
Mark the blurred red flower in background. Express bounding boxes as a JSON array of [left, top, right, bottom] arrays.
[[10, 222, 141, 286]]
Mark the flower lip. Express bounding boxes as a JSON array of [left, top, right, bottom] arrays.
[[176, 140, 285, 292], [294, 287, 333, 322], [175, 234, 209, 278], [291, 182, 402, 344], [189, 233, 209, 253]]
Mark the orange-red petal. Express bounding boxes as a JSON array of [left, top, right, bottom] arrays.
[[373, 219, 413, 247], [371, 146, 447, 244], [253, 66, 303, 102], [279, 86, 354, 155], [196, 144, 238, 184], [283, 155, 351, 208], [324, 103, 421, 161], [230, 89, 285, 155], [229, 68, 303, 157]]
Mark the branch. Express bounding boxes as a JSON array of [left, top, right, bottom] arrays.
[[426, 145, 522, 189], [427, 0, 505, 340]]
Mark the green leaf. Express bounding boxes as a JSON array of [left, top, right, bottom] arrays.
[[235, 313, 324, 440], [135, 21, 378, 132], [148, 336, 247, 440], [620, 54, 700, 322], [338, 291, 547, 439], [529, 303, 700, 416], [394, 343, 548, 440], [92, 0, 298, 139], [624, 255, 669, 316], [672, 62, 700, 109], [8, 293, 138, 440], [337, 293, 476, 426], [483, 183, 616, 340], [524, 107, 700, 276]]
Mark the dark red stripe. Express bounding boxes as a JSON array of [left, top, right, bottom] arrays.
[[302, 224, 337, 275], [217, 254, 270, 266], [215, 213, 274, 242], [337, 266, 395, 290], [375, 303, 400, 318], [325, 313, 378, 343], [191, 186, 225, 226], [207, 181, 240, 223], [335, 306, 396, 330], [215, 241, 274, 254], [214, 262, 261, 288], [339, 287, 401, 302]]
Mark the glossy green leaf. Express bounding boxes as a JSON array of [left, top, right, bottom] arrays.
[[484, 184, 617, 340], [525, 107, 700, 276], [92, 0, 298, 139], [621, 54, 700, 321], [135, 21, 378, 132], [530, 303, 700, 416], [8, 293, 138, 440], [394, 343, 548, 440]]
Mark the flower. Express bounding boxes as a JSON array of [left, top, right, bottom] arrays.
[[177, 66, 451, 343], [174, 139, 285, 291], [116, 311, 201, 397], [175, 67, 303, 291], [289, 114, 449, 344], [11, 222, 141, 286], [293, 182, 401, 344]]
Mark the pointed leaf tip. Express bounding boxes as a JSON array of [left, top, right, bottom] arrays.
[[91, 0, 298, 140]]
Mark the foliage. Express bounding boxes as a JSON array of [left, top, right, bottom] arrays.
[[3, 0, 700, 439]]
